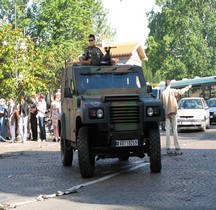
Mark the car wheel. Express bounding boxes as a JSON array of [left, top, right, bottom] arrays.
[[77, 127, 95, 178], [148, 122, 161, 173], [201, 121, 206, 132], [160, 121, 166, 131], [206, 118, 210, 129], [61, 137, 73, 166]]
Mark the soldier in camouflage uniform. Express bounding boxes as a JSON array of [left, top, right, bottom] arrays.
[[81, 34, 104, 66]]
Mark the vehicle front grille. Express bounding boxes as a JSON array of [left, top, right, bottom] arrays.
[[104, 95, 140, 102], [104, 95, 140, 130], [110, 104, 139, 123]]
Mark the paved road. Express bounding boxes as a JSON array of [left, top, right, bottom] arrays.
[[0, 126, 216, 210]]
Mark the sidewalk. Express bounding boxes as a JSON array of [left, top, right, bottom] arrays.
[[0, 124, 56, 155], [0, 140, 59, 156]]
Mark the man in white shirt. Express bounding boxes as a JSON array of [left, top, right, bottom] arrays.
[[37, 94, 47, 141]]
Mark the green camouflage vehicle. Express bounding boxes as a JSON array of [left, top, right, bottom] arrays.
[[60, 62, 165, 178]]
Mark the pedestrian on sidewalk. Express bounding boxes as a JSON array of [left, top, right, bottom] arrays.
[[0, 98, 7, 141], [160, 80, 192, 152], [8, 98, 18, 143], [50, 94, 60, 142], [19, 96, 29, 143], [36, 94, 47, 142], [29, 95, 38, 141]]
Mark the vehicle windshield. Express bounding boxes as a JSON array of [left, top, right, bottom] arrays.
[[80, 72, 141, 90], [178, 99, 203, 109], [206, 99, 216, 107]]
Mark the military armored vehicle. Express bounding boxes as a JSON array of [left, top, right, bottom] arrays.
[[60, 57, 165, 178]]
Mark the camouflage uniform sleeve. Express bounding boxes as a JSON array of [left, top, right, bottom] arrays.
[[82, 47, 89, 60]]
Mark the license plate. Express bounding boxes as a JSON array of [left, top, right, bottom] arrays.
[[179, 121, 191, 125], [116, 139, 139, 147]]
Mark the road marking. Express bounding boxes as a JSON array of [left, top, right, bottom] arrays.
[[66, 162, 149, 192], [6, 162, 149, 208]]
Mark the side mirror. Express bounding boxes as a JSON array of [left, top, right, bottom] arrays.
[[64, 87, 72, 98], [147, 85, 152, 94]]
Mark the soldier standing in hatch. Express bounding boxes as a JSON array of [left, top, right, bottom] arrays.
[[81, 34, 104, 66]]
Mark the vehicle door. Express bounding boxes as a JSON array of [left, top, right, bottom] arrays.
[[63, 68, 76, 141]]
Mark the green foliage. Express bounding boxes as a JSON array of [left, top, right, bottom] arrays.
[[0, 24, 49, 99], [0, 0, 115, 100], [146, 0, 216, 83]]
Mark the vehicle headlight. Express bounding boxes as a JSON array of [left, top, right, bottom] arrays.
[[97, 109, 103, 118], [147, 107, 154, 116], [89, 108, 104, 119], [146, 106, 161, 117]]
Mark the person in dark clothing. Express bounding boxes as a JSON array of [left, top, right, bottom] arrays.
[[0, 98, 7, 141], [29, 95, 38, 141]]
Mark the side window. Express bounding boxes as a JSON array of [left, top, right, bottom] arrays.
[[64, 68, 73, 97], [190, 86, 202, 97], [65, 68, 71, 89]]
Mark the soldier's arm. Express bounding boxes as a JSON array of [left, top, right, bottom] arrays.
[[81, 59, 91, 65], [81, 48, 91, 65]]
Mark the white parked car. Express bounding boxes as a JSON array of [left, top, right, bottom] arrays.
[[177, 97, 210, 132]]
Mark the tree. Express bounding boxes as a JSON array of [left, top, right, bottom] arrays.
[[0, 0, 115, 98], [146, 0, 216, 83], [27, 0, 115, 91], [28, 0, 115, 61], [0, 0, 31, 30], [0, 23, 50, 99]]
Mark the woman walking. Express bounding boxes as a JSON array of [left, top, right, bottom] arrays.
[[50, 94, 60, 141]]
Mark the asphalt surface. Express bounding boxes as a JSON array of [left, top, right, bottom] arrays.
[[0, 126, 216, 210]]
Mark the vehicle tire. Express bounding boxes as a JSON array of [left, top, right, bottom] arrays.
[[77, 127, 95, 178], [148, 122, 162, 173], [161, 121, 166, 131], [61, 137, 73, 166], [206, 118, 210, 129], [201, 121, 206, 132]]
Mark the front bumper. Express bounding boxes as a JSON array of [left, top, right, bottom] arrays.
[[177, 119, 205, 130]]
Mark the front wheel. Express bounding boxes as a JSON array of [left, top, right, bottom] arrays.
[[148, 122, 162, 173], [201, 121, 206, 132], [206, 118, 210, 129], [61, 137, 73, 166], [77, 127, 95, 178]]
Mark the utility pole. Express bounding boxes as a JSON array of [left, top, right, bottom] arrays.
[[14, 0, 18, 79]]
